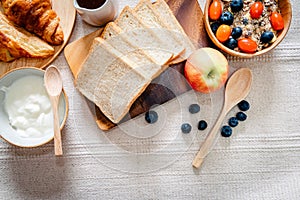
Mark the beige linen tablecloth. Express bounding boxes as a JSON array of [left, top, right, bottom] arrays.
[[1, 0, 300, 199]]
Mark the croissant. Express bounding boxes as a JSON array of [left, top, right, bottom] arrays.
[[0, 12, 54, 62], [1, 0, 64, 45], [0, 43, 15, 62]]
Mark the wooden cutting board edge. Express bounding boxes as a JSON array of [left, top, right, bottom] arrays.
[[64, 28, 103, 80]]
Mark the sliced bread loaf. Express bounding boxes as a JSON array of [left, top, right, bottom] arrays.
[[133, 0, 185, 62], [76, 37, 151, 123], [76, 1, 196, 124], [100, 22, 163, 79], [114, 6, 175, 66], [152, 0, 196, 61]]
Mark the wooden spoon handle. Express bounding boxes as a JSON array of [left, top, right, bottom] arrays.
[[51, 96, 63, 156], [192, 108, 226, 168]]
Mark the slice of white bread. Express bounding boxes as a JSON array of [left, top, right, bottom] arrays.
[[133, 0, 185, 62], [100, 22, 133, 53], [76, 37, 151, 123], [100, 22, 163, 79], [114, 6, 175, 66], [152, 0, 196, 60]]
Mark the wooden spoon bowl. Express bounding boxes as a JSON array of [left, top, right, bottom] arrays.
[[204, 0, 292, 58]]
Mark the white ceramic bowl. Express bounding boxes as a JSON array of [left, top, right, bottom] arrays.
[[0, 67, 68, 148]]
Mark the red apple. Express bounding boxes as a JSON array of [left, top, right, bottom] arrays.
[[184, 48, 229, 93]]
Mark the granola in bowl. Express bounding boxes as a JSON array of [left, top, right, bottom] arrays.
[[208, 0, 284, 53]]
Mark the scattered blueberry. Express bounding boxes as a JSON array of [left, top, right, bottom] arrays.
[[260, 31, 274, 43], [236, 112, 247, 121], [242, 18, 248, 25], [225, 38, 238, 50], [189, 104, 200, 114], [230, 0, 244, 13], [231, 27, 243, 39], [220, 11, 234, 25], [221, 126, 232, 137], [181, 123, 192, 134], [145, 110, 158, 124], [210, 21, 221, 34], [238, 100, 250, 111], [198, 120, 208, 130], [228, 117, 239, 127]]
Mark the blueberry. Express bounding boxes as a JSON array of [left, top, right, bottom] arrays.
[[238, 100, 250, 111], [231, 27, 243, 39], [189, 104, 200, 114], [145, 110, 158, 124], [260, 31, 274, 43], [221, 126, 232, 137], [242, 18, 248, 25], [225, 38, 238, 50], [228, 117, 239, 127], [220, 11, 234, 25], [230, 0, 243, 13], [198, 120, 208, 130], [181, 123, 192, 134], [211, 21, 221, 34], [236, 112, 247, 121]]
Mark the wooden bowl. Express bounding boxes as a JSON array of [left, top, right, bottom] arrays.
[[204, 0, 292, 58]]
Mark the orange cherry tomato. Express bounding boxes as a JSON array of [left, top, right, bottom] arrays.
[[216, 25, 231, 43], [209, 0, 222, 20], [238, 38, 257, 53], [250, 2, 264, 19], [270, 11, 284, 30], [238, 38, 258, 53]]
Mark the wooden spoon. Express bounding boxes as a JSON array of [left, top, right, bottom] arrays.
[[192, 68, 253, 168], [44, 65, 63, 156]]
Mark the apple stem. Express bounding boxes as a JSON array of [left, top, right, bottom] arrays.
[[208, 70, 215, 79]]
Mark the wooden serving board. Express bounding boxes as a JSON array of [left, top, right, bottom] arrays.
[[64, 0, 210, 130], [0, 0, 76, 76]]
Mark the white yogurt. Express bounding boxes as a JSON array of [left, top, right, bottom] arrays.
[[2, 75, 56, 138]]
